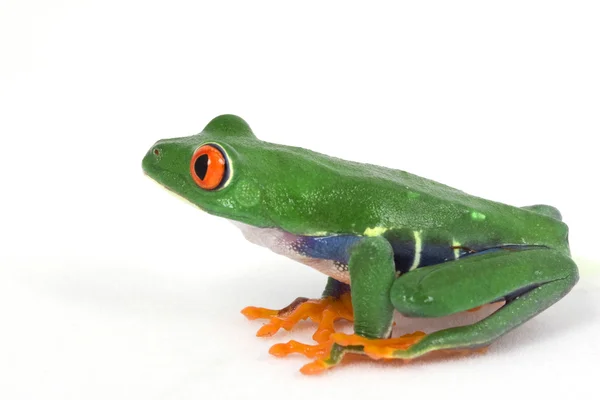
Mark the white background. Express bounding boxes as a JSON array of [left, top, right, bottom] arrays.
[[1, 1, 599, 399]]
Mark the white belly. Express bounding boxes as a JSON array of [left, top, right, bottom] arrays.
[[231, 221, 351, 284]]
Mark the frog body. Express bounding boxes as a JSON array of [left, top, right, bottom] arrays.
[[142, 115, 578, 374]]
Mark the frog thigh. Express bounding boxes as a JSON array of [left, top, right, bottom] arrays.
[[389, 248, 578, 356]]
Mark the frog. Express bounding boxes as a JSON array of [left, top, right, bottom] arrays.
[[142, 114, 579, 374]]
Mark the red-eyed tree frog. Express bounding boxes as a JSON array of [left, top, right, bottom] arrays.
[[142, 115, 578, 374]]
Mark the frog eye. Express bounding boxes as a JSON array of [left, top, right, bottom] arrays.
[[190, 144, 229, 190]]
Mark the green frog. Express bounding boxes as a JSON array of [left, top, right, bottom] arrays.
[[142, 114, 578, 374]]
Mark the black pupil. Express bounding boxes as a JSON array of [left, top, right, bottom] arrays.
[[194, 154, 209, 180]]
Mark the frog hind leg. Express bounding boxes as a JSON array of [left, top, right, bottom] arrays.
[[387, 247, 578, 359], [306, 247, 578, 374]]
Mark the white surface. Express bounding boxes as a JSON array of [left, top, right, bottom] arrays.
[[1, 1, 599, 399]]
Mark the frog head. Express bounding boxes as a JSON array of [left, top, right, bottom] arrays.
[[142, 114, 278, 227]]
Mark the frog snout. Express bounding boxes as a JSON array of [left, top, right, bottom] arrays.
[[142, 140, 168, 174], [142, 140, 191, 185]]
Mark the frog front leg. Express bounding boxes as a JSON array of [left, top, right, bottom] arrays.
[[241, 277, 353, 343], [304, 247, 578, 374], [266, 236, 401, 363], [294, 236, 421, 373]]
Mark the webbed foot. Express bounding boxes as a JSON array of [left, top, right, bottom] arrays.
[[241, 293, 353, 343], [270, 331, 426, 375]]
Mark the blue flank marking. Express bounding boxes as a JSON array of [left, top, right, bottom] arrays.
[[295, 234, 545, 272], [299, 235, 362, 264], [420, 243, 455, 266]]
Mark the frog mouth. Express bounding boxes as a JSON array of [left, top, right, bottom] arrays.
[[143, 170, 172, 192], [143, 170, 204, 210]]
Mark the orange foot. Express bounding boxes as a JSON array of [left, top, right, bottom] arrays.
[[241, 293, 353, 343], [270, 331, 427, 375]]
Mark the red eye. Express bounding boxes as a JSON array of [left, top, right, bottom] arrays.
[[190, 144, 228, 190]]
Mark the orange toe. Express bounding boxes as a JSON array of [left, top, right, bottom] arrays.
[[269, 340, 333, 359], [300, 359, 330, 375], [240, 306, 278, 320]]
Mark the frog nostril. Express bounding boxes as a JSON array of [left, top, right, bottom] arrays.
[[153, 148, 161, 156]]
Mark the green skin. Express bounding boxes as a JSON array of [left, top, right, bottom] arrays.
[[142, 115, 579, 367]]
